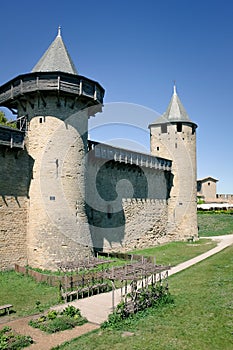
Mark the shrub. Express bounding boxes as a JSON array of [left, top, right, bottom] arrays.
[[0, 326, 33, 349], [35, 300, 44, 312], [102, 285, 174, 329], [28, 306, 87, 333], [43, 316, 73, 333], [61, 305, 81, 318], [47, 310, 58, 320]]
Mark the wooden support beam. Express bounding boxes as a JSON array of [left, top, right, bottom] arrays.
[[69, 96, 79, 109], [25, 96, 34, 109], [37, 91, 46, 107], [56, 92, 61, 107], [17, 99, 26, 112], [15, 150, 22, 159]]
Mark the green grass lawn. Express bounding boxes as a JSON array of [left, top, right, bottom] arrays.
[[53, 245, 233, 350], [0, 271, 60, 317], [131, 238, 217, 266], [198, 212, 233, 236]]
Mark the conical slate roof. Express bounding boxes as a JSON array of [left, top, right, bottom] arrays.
[[31, 27, 78, 75], [151, 85, 194, 125]]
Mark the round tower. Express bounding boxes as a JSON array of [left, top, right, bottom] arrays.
[[0, 29, 104, 269], [149, 85, 198, 240]]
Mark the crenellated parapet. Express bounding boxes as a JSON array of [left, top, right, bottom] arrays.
[[122, 198, 167, 205], [88, 140, 172, 171]]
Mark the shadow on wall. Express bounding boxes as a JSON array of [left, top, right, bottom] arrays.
[[0, 146, 34, 198], [0, 145, 34, 269], [86, 160, 173, 252]]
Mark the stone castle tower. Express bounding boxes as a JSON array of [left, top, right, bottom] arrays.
[[0, 29, 104, 269], [149, 85, 198, 239]]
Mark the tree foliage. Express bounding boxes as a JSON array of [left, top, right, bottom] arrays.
[[0, 110, 17, 128], [0, 110, 8, 125]]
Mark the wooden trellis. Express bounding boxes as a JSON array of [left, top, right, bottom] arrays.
[[102, 262, 170, 312], [58, 256, 116, 302], [57, 255, 170, 306]]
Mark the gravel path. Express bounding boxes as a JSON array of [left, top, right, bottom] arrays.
[[169, 234, 233, 275]]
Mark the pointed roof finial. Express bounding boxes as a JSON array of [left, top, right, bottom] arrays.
[[31, 27, 78, 75], [173, 80, 177, 95], [149, 83, 197, 126], [58, 26, 61, 37]]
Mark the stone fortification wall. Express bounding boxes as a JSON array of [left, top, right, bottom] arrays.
[[86, 158, 171, 251], [0, 129, 172, 270], [0, 148, 30, 269], [121, 198, 168, 250]]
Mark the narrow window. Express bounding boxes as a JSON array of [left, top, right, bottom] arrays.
[[208, 182, 210, 186], [39, 117, 43, 124], [107, 204, 112, 219], [157, 146, 160, 151], [177, 122, 182, 132], [161, 124, 167, 133], [192, 125, 196, 135], [175, 143, 177, 148]]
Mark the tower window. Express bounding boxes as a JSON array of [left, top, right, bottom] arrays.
[[107, 204, 112, 219], [39, 116, 46, 123], [197, 182, 202, 192], [157, 146, 160, 151], [161, 124, 167, 133], [177, 123, 182, 132], [175, 143, 177, 148]]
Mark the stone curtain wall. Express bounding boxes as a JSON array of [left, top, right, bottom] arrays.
[[86, 159, 171, 251], [0, 149, 30, 269], [122, 198, 168, 250], [0, 196, 28, 269], [0, 139, 172, 269]]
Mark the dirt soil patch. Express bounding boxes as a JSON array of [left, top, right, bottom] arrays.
[[0, 315, 99, 349]]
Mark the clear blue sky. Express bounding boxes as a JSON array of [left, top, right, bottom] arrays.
[[0, 0, 233, 193]]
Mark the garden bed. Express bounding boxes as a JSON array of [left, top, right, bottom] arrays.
[[0, 326, 33, 349], [28, 306, 87, 334]]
